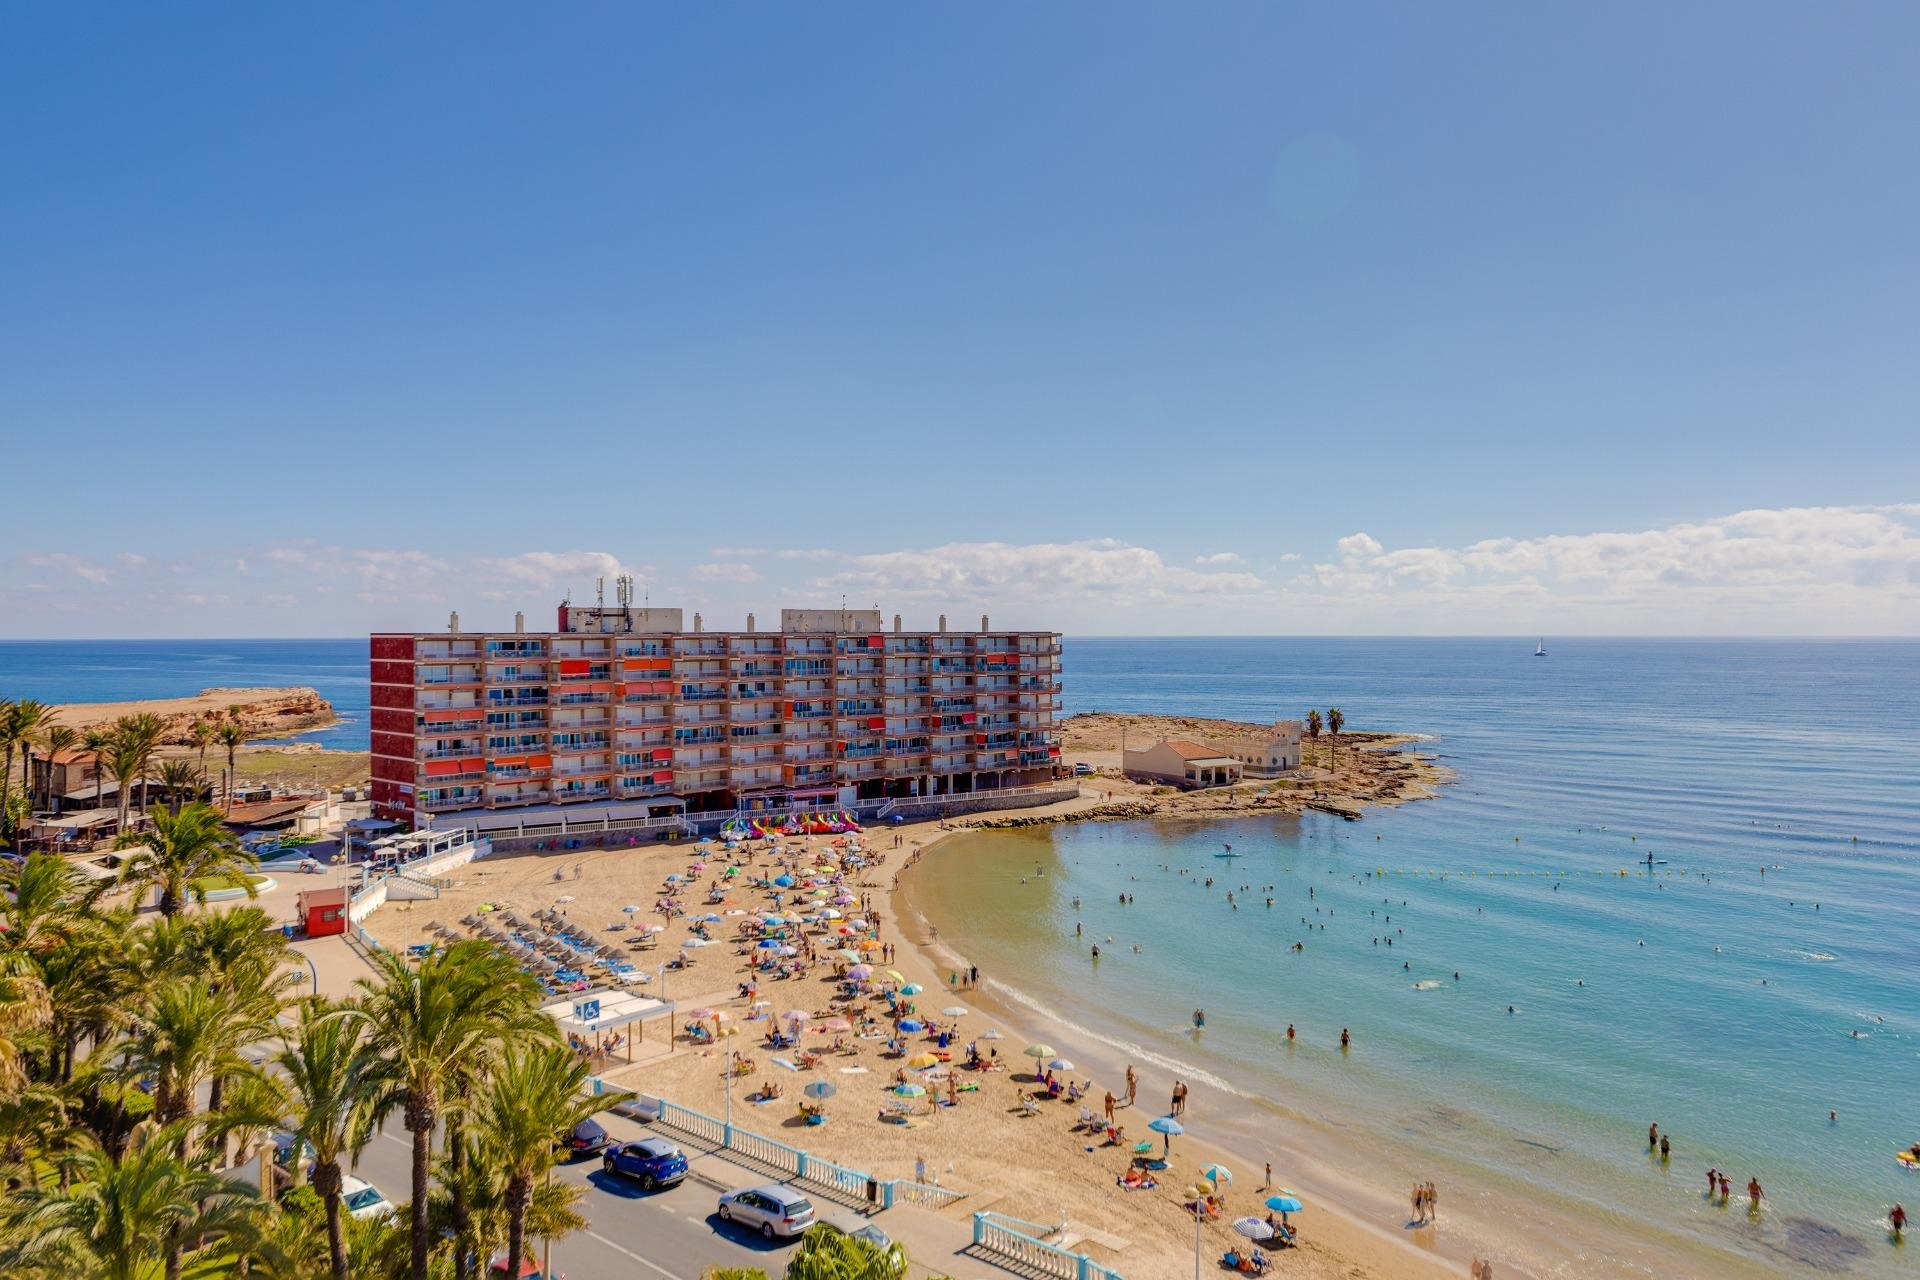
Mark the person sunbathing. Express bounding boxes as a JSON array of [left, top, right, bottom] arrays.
[[1117, 1167, 1157, 1189], [1102, 1125, 1126, 1145]]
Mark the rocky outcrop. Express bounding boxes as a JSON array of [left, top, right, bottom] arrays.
[[54, 687, 338, 744]]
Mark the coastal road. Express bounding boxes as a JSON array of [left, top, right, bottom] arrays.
[[344, 1107, 991, 1280]]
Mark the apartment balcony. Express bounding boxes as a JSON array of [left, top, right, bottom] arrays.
[[676, 768, 727, 791], [552, 784, 612, 804], [421, 792, 484, 812], [419, 744, 485, 761], [615, 641, 670, 658], [620, 689, 672, 705], [930, 754, 970, 774], [483, 641, 548, 658], [487, 673, 551, 688], [837, 760, 886, 780], [417, 642, 484, 663], [616, 777, 674, 798], [787, 766, 837, 787], [419, 717, 486, 736], [485, 765, 551, 783], [840, 745, 885, 760], [729, 766, 782, 788], [553, 692, 610, 708], [673, 708, 727, 727], [790, 705, 834, 720], [550, 738, 611, 756], [617, 706, 668, 728], [484, 713, 549, 731], [419, 672, 484, 687], [488, 788, 551, 807], [783, 660, 834, 678]]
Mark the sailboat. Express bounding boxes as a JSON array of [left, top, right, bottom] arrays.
[[1534, 638, 1547, 657]]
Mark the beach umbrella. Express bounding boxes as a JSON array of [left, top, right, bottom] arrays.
[[681, 938, 714, 949], [1200, 1163, 1233, 1186], [905, 1053, 941, 1068], [1046, 1058, 1075, 1073], [773, 875, 795, 887], [819, 908, 841, 919], [695, 913, 722, 923], [757, 939, 782, 949], [833, 893, 857, 905], [554, 895, 575, 904], [848, 964, 873, 979], [893, 1083, 926, 1097], [941, 1006, 970, 1018], [1263, 1193, 1304, 1214], [1232, 1218, 1274, 1241], [762, 914, 787, 926], [776, 945, 798, 957], [898, 1018, 924, 1033], [820, 1017, 852, 1033], [803, 1081, 836, 1100], [850, 918, 870, 928], [641, 924, 665, 934], [899, 983, 924, 996], [886, 970, 905, 983], [688, 1007, 719, 1020], [1023, 1043, 1057, 1060], [665, 874, 684, 883], [1148, 1114, 1184, 1156], [783, 1010, 810, 1024], [621, 905, 641, 914], [771, 1057, 798, 1071], [980, 1028, 1005, 1040]]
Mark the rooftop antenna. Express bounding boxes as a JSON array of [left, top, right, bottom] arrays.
[[616, 573, 634, 631], [596, 576, 605, 609]]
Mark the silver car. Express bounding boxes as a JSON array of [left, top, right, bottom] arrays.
[[715, 1184, 817, 1239]]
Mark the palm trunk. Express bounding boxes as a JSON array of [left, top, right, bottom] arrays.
[[1, 744, 14, 831], [226, 746, 238, 813], [448, 1115, 473, 1280], [315, 1160, 350, 1280], [406, 1093, 435, 1280], [504, 1174, 532, 1280]]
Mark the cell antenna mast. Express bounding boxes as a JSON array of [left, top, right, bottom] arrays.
[[616, 573, 634, 630], [596, 576, 605, 609]]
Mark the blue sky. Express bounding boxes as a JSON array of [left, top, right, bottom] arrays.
[[3, 3, 1917, 636]]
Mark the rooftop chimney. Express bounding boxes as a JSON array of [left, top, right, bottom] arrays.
[[449, 610, 460, 634], [893, 614, 902, 633], [938, 614, 947, 633], [981, 614, 990, 632], [693, 612, 704, 633], [746, 613, 756, 634], [514, 611, 525, 634]]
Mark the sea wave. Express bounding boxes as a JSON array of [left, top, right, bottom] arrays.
[[979, 976, 1258, 1102]]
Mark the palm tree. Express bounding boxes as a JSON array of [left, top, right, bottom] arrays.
[[274, 1000, 376, 1280], [2, 699, 56, 836], [0, 1124, 263, 1280], [433, 1134, 587, 1280], [36, 724, 80, 812], [348, 941, 554, 1280], [189, 721, 216, 787], [115, 803, 258, 919], [468, 1042, 626, 1277], [1303, 710, 1323, 766], [157, 761, 202, 816], [1326, 706, 1345, 769], [215, 722, 248, 814], [0, 955, 52, 1092], [121, 714, 168, 817], [786, 1225, 912, 1280], [81, 727, 113, 812]]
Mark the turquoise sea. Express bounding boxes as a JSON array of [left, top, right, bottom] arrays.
[[912, 638, 1920, 1278]]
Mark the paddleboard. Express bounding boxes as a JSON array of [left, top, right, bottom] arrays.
[[1898, 1151, 1919, 1169]]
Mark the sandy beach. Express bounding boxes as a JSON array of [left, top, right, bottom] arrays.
[[361, 783, 1473, 1279]]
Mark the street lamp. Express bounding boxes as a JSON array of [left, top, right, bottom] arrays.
[[397, 903, 412, 958]]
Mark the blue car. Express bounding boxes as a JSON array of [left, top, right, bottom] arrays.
[[601, 1137, 689, 1190]]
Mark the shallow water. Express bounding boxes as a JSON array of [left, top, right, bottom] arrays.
[[915, 638, 1920, 1277]]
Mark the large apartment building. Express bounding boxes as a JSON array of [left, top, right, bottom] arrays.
[[369, 604, 1062, 826]]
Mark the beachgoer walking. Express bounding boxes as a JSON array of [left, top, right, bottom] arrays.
[[1706, 1168, 1718, 1197], [915, 1155, 928, 1185], [1286, 1023, 1295, 1042], [1648, 1121, 1659, 1148], [1340, 1027, 1351, 1049], [1659, 1135, 1671, 1160], [1104, 1091, 1116, 1123], [970, 964, 978, 986], [1891, 1204, 1906, 1239], [1412, 1183, 1425, 1223], [1747, 1177, 1764, 1210], [1427, 1182, 1438, 1221], [1172, 1080, 1188, 1115], [1718, 1173, 1731, 1202], [1263, 1161, 1272, 1189], [1125, 1065, 1137, 1106]]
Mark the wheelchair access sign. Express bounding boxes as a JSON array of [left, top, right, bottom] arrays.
[[574, 997, 601, 1025]]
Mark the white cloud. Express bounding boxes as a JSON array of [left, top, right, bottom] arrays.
[[694, 562, 761, 584], [1195, 552, 1242, 565], [1279, 552, 1302, 562], [472, 550, 632, 591], [710, 546, 768, 559], [1336, 532, 1383, 560], [818, 539, 1266, 611], [22, 553, 111, 585], [775, 548, 839, 561]]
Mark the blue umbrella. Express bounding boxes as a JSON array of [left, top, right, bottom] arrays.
[[773, 874, 795, 887], [898, 1018, 924, 1033], [1264, 1193, 1304, 1214], [757, 939, 781, 949], [1147, 1114, 1184, 1156]]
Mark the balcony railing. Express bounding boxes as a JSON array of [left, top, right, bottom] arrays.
[[552, 786, 612, 803], [488, 789, 551, 807]]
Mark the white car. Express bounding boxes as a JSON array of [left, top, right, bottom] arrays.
[[340, 1174, 396, 1221], [716, 1184, 816, 1239]]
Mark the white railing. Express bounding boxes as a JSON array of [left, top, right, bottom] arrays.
[[971, 1213, 1125, 1280]]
